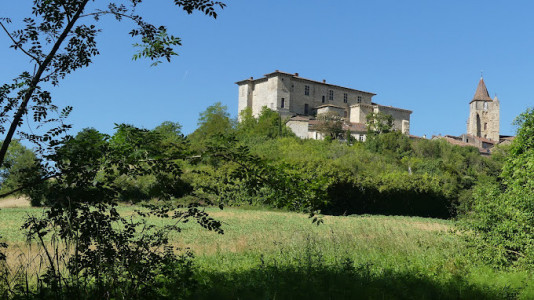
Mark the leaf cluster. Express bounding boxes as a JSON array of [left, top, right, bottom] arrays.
[[460, 107, 534, 268]]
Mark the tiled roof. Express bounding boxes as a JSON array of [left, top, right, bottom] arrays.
[[464, 134, 497, 144], [316, 104, 346, 109], [289, 116, 312, 122], [499, 135, 515, 141], [472, 77, 493, 102], [307, 120, 367, 133], [345, 122, 367, 132], [434, 136, 491, 155]]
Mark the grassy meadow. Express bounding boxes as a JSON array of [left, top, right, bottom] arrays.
[[1, 200, 533, 299]]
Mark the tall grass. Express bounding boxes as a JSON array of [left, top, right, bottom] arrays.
[[0, 206, 533, 299]]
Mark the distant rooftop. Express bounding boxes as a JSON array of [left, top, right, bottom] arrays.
[[471, 77, 493, 102]]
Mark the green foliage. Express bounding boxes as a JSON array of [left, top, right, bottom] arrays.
[[188, 102, 236, 152], [236, 106, 295, 141], [190, 127, 501, 219], [0, 0, 226, 204], [365, 131, 412, 159], [22, 123, 192, 205], [194, 136, 327, 214], [366, 111, 394, 134], [10, 123, 223, 298], [3, 206, 534, 299], [502, 107, 534, 192], [0, 140, 39, 195], [314, 112, 344, 140], [461, 108, 534, 268]]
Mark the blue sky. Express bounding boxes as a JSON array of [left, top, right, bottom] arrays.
[[1, 0, 533, 138]]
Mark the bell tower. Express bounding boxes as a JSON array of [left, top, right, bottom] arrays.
[[467, 77, 500, 141]]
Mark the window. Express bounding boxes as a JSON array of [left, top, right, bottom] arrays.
[[304, 104, 309, 114], [357, 96, 362, 103], [484, 123, 487, 130], [329, 90, 334, 100], [343, 93, 348, 103], [304, 85, 310, 96], [359, 135, 365, 142], [281, 98, 285, 108], [344, 111, 347, 118], [322, 96, 325, 103]]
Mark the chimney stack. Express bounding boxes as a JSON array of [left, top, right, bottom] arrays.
[[322, 79, 326, 83], [295, 73, 299, 77]]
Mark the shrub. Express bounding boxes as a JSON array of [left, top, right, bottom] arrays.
[[461, 108, 534, 268]]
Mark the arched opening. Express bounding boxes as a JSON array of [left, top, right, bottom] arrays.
[[476, 114, 481, 137]]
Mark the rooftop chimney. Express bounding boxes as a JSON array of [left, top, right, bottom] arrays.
[[295, 73, 299, 76], [250, 77, 253, 80], [322, 79, 326, 83]]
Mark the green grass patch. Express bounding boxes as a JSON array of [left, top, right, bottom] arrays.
[[1, 205, 533, 299]]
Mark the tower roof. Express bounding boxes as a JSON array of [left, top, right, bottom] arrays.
[[471, 77, 492, 102]]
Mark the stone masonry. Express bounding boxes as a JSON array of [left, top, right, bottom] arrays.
[[236, 71, 412, 139], [467, 77, 500, 141]]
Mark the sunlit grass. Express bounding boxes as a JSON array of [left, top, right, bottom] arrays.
[[1, 205, 533, 299]]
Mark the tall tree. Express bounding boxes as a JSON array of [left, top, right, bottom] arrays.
[[0, 0, 225, 169], [366, 112, 393, 135], [189, 102, 235, 151], [315, 112, 344, 140]]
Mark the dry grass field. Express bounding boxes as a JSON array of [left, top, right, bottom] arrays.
[[0, 197, 30, 208]]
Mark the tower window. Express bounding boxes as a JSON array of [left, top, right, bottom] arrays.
[[304, 85, 310, 96], [343, 93, 348, 103], [281, 98, 285, 108], [357, 96, 362, 103], [329, 90, 334, 100], [484, 123, 487, 130]]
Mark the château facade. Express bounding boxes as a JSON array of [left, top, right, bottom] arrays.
[[236, 71, 412, 140]]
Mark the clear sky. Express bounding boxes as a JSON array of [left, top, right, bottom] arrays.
[[1, 0, 533, 138]]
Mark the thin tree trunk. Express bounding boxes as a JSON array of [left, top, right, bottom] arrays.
[[0, 0, 90, 167]]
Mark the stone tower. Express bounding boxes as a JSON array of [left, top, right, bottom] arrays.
[[467, 77, 500, 141]]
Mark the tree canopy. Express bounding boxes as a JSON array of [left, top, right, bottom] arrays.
[[0, 0, 226, 172]]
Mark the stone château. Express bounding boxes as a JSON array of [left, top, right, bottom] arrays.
[[236, 70, 412, 140]]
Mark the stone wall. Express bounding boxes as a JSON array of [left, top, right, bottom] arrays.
[[286, 120, 309, 139], [467, 99, 500, 141]]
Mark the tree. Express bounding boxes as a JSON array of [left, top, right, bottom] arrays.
[[366, 112, 393, 135], [0, 0, 226, 173], [0, 139, 39, 194], [315, 112, 344, 140], [236, 106, 295, 140], [462, 108, 534, 268], [20, 123, 222, 297], [188, 102, 235, 151]]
